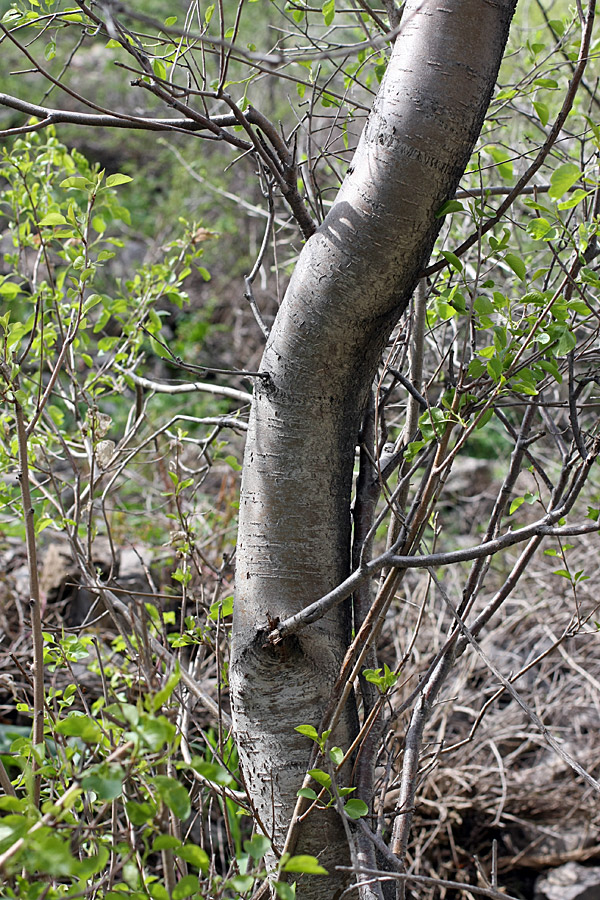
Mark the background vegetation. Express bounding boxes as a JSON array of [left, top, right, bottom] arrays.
[[0, 0, 599, 898]]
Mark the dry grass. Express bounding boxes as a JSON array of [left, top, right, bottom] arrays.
[[378, 528, 600, 898]]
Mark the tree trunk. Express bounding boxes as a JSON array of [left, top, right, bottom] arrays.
[[230, 1, 517, 896]]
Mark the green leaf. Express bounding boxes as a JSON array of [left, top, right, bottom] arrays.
[[493, 325, 507, 350], [208, 595, 234, 621], [504, 252, 526, 281], [125, 800, 156, 825], [476, 407, 493, 429], [509, 496, 525, 515], [152, 835, 181, 852], [35, 513, 58, 534], [188, 758, 235, 787], [489, 146, 513, 180], [148, 666, 181, 713], [435, 200, 465, 218], [487, 356, 503, 381], [548, 163, 580, 200], [55, 713, 102, 743], [434, 300, 457, 320], [322, 0, 335, 25], [172, 875, 200, 899], [177, 844, 210, 872], [558, 188, 590, 210], [243, 834, 271, 861], [0, 281, 20, 298], [533, 101, 549, 126], [308, 768, 331, 789], [0, 796, 27, 812], [224, 454, 241, 472], [539, 358, 562, 383], [130, 713, 175, 751], [363, 663, 398, 692], [38, 212, 68, 226], [441, 250, 463, 272], [344, 798, 369, 819], [555, 328, 576, 356], [22, 831, 77, 876], [79, 845, 110, 879], [294, 725, 319, 742], [150, 336, 170, 359], [152, 775, 191, 820], [60, 176, 91, 190], [106, 173, 133, 188], [153, 58, 167, 80], [338, 787, 356, 797], [297, 787, 318, 801], [419, 407, 447, 442], [274, 883, 297, 900], [329, 746, 344, 766], [405, 439, 426, 462], [105, 702, 139, 726], [474, 296, 494, 315], [527, 218, 554, 240], [283, 855, 328, 875], [81, 764, 124, 801], [229, 875, 255, 892]]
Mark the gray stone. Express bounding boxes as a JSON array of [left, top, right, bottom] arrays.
[[535, 863, 600, 900]]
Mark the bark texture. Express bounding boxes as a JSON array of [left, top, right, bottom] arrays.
[[231, 1, 517, 896]]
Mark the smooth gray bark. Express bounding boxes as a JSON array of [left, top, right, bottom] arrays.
[[231, 2, 517, 896]]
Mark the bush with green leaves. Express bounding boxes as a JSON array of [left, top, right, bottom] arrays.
[[0, 131, 278, 899]]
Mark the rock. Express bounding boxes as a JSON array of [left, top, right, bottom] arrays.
[[444, 457, 493, 497], [535, 863, 600, 900], [40, 537, 119, 626], [116, 546, 153, 594]]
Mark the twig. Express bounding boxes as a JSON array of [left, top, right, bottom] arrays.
[[244, 185, 275, 340], [389, 650, 455, 888], [0, 758, 16, 797], [6, 373, 45, 806]]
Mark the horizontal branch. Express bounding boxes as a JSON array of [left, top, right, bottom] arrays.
[[454, 183, 552, 199], [385, 523, 599, 568], [121, 369, 252, 405], [0, 91, 242, 134], [344, 867, 522, 900], [268, 520, 599, 643]]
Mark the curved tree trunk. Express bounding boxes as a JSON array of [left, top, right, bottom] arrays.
[[230, 1, 517, 896]]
